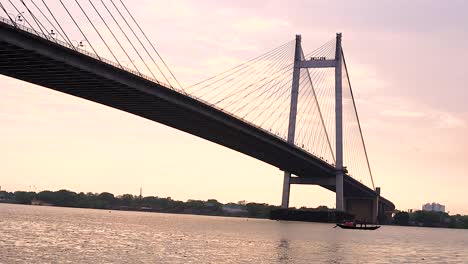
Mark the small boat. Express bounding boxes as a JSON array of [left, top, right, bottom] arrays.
[[335, 223, 380, 230]]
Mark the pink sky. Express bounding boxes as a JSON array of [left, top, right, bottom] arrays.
[[1, 0, 467, 214]]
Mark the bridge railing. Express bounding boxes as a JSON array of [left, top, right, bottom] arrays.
[[0, 16, 170, 88], [0, 16, 335, 168]]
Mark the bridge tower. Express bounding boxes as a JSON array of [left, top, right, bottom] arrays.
[[334, 33, 344, 212], [281, 35, 302, 208], [281, 33, 345, 212]]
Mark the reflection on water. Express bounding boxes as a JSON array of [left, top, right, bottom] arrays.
[[277, 239, 290, 263], [0, 204, 467, 263]]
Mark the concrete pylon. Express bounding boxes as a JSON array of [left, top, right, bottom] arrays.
[[281, 34, 302, 209], [335, 33, 344, 212]]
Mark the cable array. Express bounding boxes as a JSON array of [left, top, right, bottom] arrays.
[[301, 39, 375, 188], [186, 41, 294, 138], [0, 0, 182, 90], [293, 42, 336, 164], [303, 38, 337, 156], [186, 39, 337, 164]]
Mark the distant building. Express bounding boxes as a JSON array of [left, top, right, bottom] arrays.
[[222, 204, 247, 215], [422, 202, 445, 212], [31, 198, 52, 206]]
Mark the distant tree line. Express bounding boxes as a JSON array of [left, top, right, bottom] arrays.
[[393, 210, 468, 229], [4, 189, 466, 228], [0, 189, 283, 218]]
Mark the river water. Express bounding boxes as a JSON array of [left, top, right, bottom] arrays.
[[0, 204, 467, 263]]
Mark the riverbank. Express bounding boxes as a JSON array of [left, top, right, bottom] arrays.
[[393, 210, 468, 229], [1, 189, 467, 229], [0, 189, 278, 219]]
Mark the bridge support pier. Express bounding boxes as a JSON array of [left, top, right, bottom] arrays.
[[281, 172, 291, 208], [336, 171, 344, 212], [344, 196, 378, 224], [287, 173, 392, 224]]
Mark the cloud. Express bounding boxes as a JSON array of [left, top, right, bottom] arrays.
[[380, 109, 425, 118], [199, 55, 244, 73], [193, 35, 259, 53], [233, 17, 290, 33], [146, 0, 195, 18], [436, 112, 466, 129], [379, 102, 466, 131], [346, 63, 389, 93]]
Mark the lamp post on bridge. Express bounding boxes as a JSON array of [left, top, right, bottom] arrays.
[[12, 12, 25, 26], [72, 39, 88, 51]]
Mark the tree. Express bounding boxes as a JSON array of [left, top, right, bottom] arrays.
[[411, 210, 448, 227], [186, 199, 206, 210], [0, 191, 14, 200], [246, 202, 270, 218], [98, 192, 115, 208], [316, 205, 329, 211], [206, 199, 222, 213], [36, 191, 55, 204], [14, 191, 36, 204], [120, 194, 135, 206], [54, 190, 77, 206], [237, 200, 247, 206], [393, 211, 410, 226]]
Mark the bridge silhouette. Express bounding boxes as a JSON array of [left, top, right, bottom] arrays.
[[0, 0, 394, 223]]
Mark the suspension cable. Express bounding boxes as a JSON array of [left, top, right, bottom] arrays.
[[59, 0, 101, 59], [73, 0, 122, 68], [342, 49, 375, 189], [117, 0, 183, 90]]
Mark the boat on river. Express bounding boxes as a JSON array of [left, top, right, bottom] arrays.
[[335, 223, 380, 230]]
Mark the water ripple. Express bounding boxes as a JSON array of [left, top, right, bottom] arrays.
[[1, 204, 467, 263]]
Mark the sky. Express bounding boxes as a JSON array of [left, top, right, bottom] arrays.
[[1, 0, 468, 214]]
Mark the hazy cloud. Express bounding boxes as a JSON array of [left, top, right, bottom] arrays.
[[435, 112, 466, 129], [380, 110, 425, 118], [233, 17, 290, 33]]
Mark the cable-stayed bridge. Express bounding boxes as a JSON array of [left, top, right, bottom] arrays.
[[0, 0, 394, 223]]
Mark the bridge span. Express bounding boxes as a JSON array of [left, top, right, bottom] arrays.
[[0, 16, 394, 223]]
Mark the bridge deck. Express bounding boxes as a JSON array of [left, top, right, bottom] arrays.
[[0, 21, 394, 210]]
